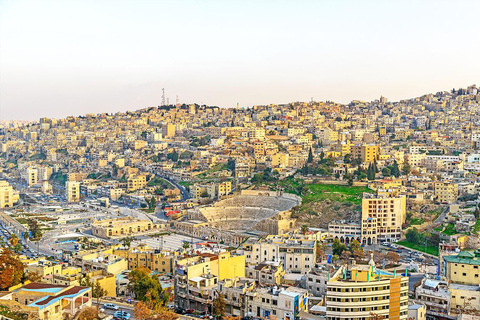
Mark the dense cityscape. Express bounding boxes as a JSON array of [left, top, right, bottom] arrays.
[[0, 85, 479, 320]]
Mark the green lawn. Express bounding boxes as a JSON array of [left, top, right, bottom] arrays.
[[397, 240, 439, 256], [302, 184, 372, 205], [178, 181, 194, 188], [410, 218, 425, 226], [442, 223, 457, 236]]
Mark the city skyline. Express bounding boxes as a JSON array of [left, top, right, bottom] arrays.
[[1, 0, 479, 120]]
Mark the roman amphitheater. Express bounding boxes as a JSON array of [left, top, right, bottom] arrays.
[[173, 190, 301, 245]]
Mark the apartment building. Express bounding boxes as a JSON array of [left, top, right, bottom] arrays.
[[443, 250, 480, 285], [326, 263, 409, 320], [241, 235, 316, 274], [0, 180, 19, 208], [174, 251, 245, 313], [245, 286, 309, 320], [65, 181, 80, 202], [113, 245, 175, 273], [162, 123, 176, 138], [245, 261, 284, 286], [434, 181, 458, 204], [27, 167, 38, 186], [361, 190, 406, 244], [127, 174, 147, 192]]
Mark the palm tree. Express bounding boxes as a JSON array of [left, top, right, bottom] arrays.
[[182, 241, 190, 251], [23, 232, 30, 244]]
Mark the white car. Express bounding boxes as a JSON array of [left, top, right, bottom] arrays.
[[103, 303, 119, 310]]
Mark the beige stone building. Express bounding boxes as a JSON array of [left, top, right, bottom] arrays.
[[434, 181, 458, 204], [361, 190, 406, 244], [0, 180, 19, 208], [91, 217, 163, 238], [65, 181, 80, 202]]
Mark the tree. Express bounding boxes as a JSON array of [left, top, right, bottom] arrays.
[[77, 306, 98, 320], [0, 247, 25, 290], [349, 239, 362, 253], [27, 219, 42, 240], [352, 248, 365, 263], [212, 292, 226, 319], [92, 281, 107, 311], [402, 162, 411, 176], [9, 234, 19, 247], [331, 254, 339, 265], [391, 160, 400, 177], [134, 301, 178, 320], [385, 251, 400, 265], [307, 148, 313, 163], [474, 206, 480, 219], [129, 267, 168, 309], [367, 163, 375, 180], [315, 243, 325, 262], [405, 228, 420, 244], [300, 225, 309, 236], [182, 241, 190, 251], [382, 167, 391, 177], [332, 239, 347, 256], [134, 301, 152, 320], [26, 271, 43, 282], [340, 251, 352, 263], [120, 236, 135, 248]]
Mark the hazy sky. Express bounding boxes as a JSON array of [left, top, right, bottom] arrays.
[[0, 0, 479, 120]]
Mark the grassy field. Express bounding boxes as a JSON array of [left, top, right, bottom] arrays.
[[473, 219, 480, 235], [302, 184, 372, 205], [397, 240, 439, 256], [442, 223, 457, 236], [410, 218, 425, 226]]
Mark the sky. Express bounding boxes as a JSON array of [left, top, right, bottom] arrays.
[[0, 0, 479, 120]]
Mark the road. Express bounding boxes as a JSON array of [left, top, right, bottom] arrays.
[[94, 301, 135, 320], [434, 205, 450, 224]]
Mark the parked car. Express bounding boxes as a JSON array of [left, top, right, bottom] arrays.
[[103, 303, 119, 310], [113, 311, 130, 320], [381, 242, 390, 246]]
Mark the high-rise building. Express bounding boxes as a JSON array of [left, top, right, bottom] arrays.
[[361, 190, 406, 245], [26, 168, 38, 186], [66, 181, 80, 202], [0, 181, 19, 208], [326, 259, 409, 320], [162, 123, 176, 138]]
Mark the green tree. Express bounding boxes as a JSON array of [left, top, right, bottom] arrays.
[[332, 238, 348, 256], [349, 239, 362, 253], [92, 281, 107, 311], [120, 236, 135, 248], [382, 167, 391, 177], [391, 160, 400, 177], [367, 163, 375, 180], [405, 228, 420, 244], [402, 162, 411, 175], [129, 267, 168, 309], [307, 148, 313, 163]]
